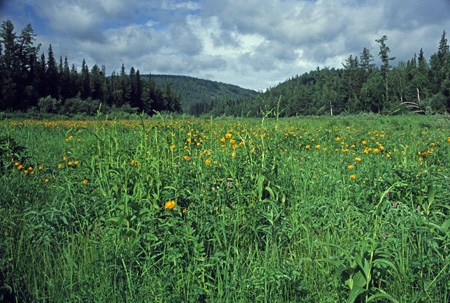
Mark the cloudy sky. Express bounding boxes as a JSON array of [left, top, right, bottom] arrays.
[[1, 0, 449, 90]]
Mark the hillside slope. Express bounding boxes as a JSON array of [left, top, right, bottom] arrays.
[[145, 74, 259, 113]]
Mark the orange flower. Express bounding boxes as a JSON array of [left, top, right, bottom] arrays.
[[164, 200, 176, 210], [373, 148, 380, 154]]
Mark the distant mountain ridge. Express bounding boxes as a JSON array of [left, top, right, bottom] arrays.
[[144, 74, 259, 113]]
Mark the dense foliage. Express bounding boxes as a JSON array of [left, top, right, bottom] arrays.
[[0, 115, 449, 302], [0, 20, 181, 115], [1, 20, 449, 117], [209, 32, 450, 117]]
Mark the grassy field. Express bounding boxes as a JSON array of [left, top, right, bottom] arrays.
[[0, 114, 449, 302]]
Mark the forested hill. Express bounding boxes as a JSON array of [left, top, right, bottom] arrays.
[[146, 75, 259, 114], [220, 32, 450, 117]]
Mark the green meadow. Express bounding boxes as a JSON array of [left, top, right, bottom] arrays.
[[0, 114, 449, 302]]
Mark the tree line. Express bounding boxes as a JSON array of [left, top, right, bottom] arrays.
[[206, 32, 450, 116], [1, 19, 449, 117], [0, 20, 181, 115]]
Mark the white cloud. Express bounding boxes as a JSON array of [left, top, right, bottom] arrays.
[[7, 0, 450, 90]]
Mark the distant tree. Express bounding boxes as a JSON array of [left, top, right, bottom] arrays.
[[59, 57, 72, 99], [343, 54, 364, 111], [119, 64, 130, 106], [0, 20, 18, 109], [90, 64, 104, 101], [33, 53, 47, 98], [376, 35, 395, 108], [360, 47, 375, 77], [428, 31, 450, 112], [47, 45, 59, 99], [360, 72, 384, 113], [69, 63, 80, 98], [437, 31, 449, 77], [80, 59, 90, 99]]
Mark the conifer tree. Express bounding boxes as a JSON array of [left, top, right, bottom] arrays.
[[47, 45, 59, 98], [376, 35, 395, 110], [0, 20, 18, 109], [80, 59, 90, 99]]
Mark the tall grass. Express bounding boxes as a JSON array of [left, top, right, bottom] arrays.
[[1, 115, 449, 302]]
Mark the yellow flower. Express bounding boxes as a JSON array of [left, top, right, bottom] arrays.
[[38, 166, 43, 171], [183, 155, 190, 161], [350, 174, 356, 180], [315, 144, 321, 149], [57, 163, 63, 169], [347, 164, 354, 170], [362, 140, 367, 145], [355, 157, 362, 162], [130, 160, 137, 166], [82, 178, 89, 185], [335, 137, 341, 141], [231, 152, 236, 158], [74, 161, 79, 165], [225, 132, 232, 139], [205, 159, 211, 165], [373, 148, 380, 154], [44, 178, 49, 183], [15, 162, 20, 166], [68, 161, 73, 166], [305, 145, 310, 149], [169, 144, 176, 149], [164, 200, 176, 210]]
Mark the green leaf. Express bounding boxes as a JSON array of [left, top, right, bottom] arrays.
[[353, 271, 367, 288], [348, 285, 366, 303], [427, 184, 436, 205], [367, 290, 399, 303]]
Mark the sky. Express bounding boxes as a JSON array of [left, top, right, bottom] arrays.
[[1, 0, 449, 91]]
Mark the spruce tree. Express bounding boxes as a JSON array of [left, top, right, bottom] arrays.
[[47, 44, 59, 98], [376, 35, 395, 110], [0, 20, 18, 109]]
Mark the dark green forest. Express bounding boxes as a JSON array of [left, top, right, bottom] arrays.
[[0, 20, 182, 116], [210, 32, 450, 117], [1, 19, 449, 117]]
